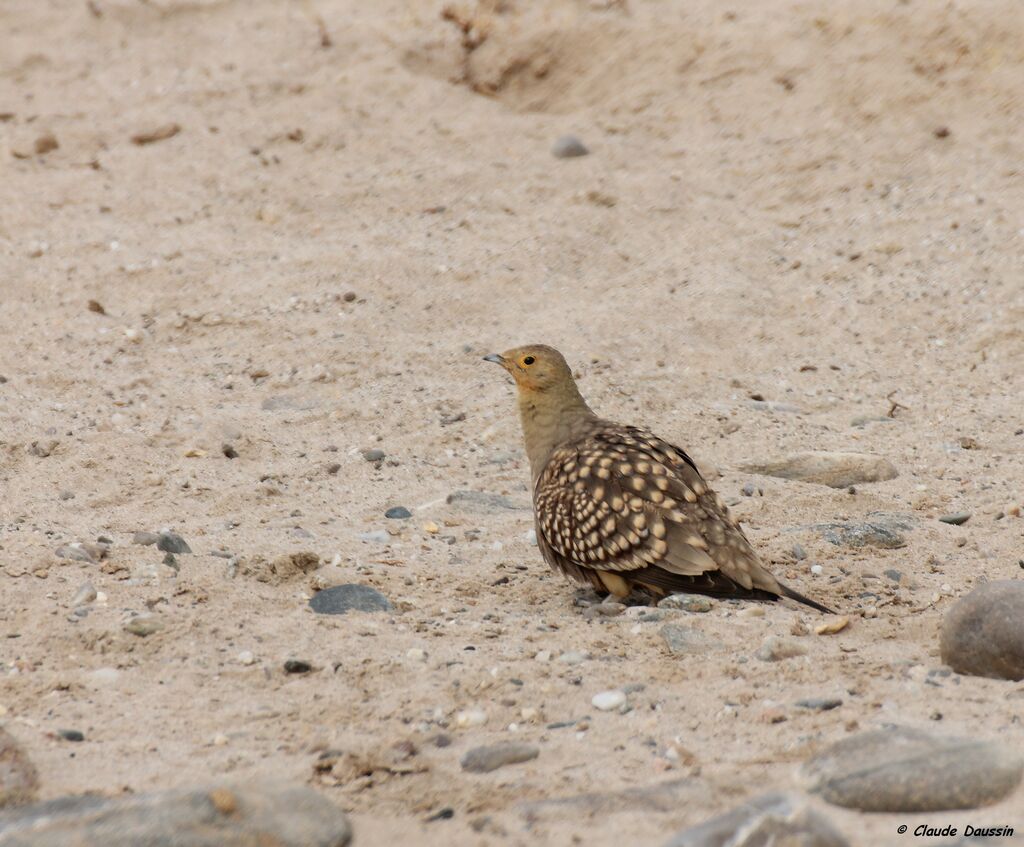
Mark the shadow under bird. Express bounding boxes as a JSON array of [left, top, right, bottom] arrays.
[[484, 344, 834, 614]]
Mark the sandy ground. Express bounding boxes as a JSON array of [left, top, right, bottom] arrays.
[[2, 0, 1024, 844]]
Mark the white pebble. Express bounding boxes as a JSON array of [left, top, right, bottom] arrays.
[[237, 651, 255, 665], [534, 650, 551, 662], [591, 690, 627, 712], [455, 709, 487, 728], [406, 648, 427, 661], [810, 564, 823, 575], [520, 707, 539, 722], [213, 733, 229, 746]]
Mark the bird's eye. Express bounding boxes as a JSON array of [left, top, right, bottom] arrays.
[[523, 356, 535, 365]]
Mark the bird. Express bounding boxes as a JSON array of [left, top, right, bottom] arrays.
[[484, 344, 834, 614]]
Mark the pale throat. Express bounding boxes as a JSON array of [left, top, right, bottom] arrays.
[[517, 384, 597, 482]]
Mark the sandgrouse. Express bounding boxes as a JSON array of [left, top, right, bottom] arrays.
[[484, 344, 833, 613]]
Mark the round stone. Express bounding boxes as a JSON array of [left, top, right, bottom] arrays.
[[308, 584, 392, 615], [591, 690, 626, 711], [940, 580, 1024, 680]]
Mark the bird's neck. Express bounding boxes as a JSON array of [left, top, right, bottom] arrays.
[[517, 387, 597, 483]]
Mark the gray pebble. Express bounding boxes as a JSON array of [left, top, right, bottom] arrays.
[[359, 530, 391, 544], [124, 617, 163, 637], [938, 512, 972, 525], [71, 581, 97, 607], [385, 506, 412, 519], [883, 568, 902, 584], [741, 483, 756, 497], [792, 543, 808, 561], [660, 624, 724, 655], [551, 135, 589, 158], [802, 726, 1023, 812], [309, 584, 392, 615], [808, 513, 914, 549], [132, 531, 160, 546], [755, 636, 807, 662], [659, 594, 714, 613], [58, 729, 84, 742], [55, 544, 95, 563], [664, 792, 848, 847], [795, 697, 842, 711], [156, 531, 191, 554], [461, 742, 539, 773], [362, 448, 385, 462], [940, 580, 1024, 681]]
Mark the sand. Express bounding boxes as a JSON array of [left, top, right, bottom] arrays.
[[1, 0, 1023, 843]]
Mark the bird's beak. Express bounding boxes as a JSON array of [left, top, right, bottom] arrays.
[[483, 353, 506, 366]]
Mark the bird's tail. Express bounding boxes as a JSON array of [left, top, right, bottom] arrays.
[[780, 583, 836, 615]]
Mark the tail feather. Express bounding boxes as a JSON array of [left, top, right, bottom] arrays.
[[780, 583, 835, 615]]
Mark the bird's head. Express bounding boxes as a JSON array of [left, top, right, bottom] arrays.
[[483, 344, 576, 395]]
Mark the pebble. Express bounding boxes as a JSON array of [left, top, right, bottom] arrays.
[[741, 482, 756, 497], [0, 727, 39, 807], [132, 531, 160, 546], [0, 783, 352, 845], [660, 624, 724, 655], [156, 531, 191, 554], [809, 513, 912, 549], [283, 659, 312, 674], [461, 742, 539, 773], [309, 584, 392, 615], [237, 651, 256, 665], [791, 544, 808, 561], [809, 564, 824, 575], [385, 506, 412, 519], [58, 729, 85, 742], [658, 594, 714, 613], [795, 697, 842, 711], [71, 581, 97, 607], [358, 530, 390, 544], [664, 792, 848, 847], [55, 544, 95, 563], [938, 512, 971, 525], [362, 448, 385, 461], [551, 135, 589, 158], [940, 580, 1024, 681], [556, 651, 589, 665], [124, 616, 163, 637], [755, 636, 807, 662], [406, 648, 427, 661], [741, 451, 898, 488], [883, 568, 902, 584], [591, 690, 626, 711], [455, 709, 488, 728], [802, 726, 1023, 812]]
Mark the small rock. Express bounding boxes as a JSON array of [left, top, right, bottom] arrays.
[[792, 543, 808, 561], [455, 709, 488, 728], [591, 690, 627, 711], [461, 742, 539, 773], [742, 452, 898, 488], [284, 660, 312, 674], [57, 729, 84, 743], [385, 506, 412, 519], [940, 580, 1024, 681], [557, 651, 589, 665], [362, 448, 385, 462], [131, 123, 181, 145], [883, 569, 902, 584], [659, 594, 713, 613], [156, 531, 191, 554], [663, 792, 848, 847], [237, 651, 255, 666], [802, 726, 1023, 812], [809, 513, 913, 549], [124, 616, 163, 637], [0, 728, 39, 808], [308, 584, 391, 615], [358, 530, 390, 544], [71, 581, 97, 607], [0, 783, 352, 845], [795, 698, 842, 711], [221, 443, 239, 459], [446, 490, 530, 512], [755, 637, 807, 662], [34, 133, 59, 155], [132, 531, 160, 546], [55, 544, 95, 563], [551, 135, 589, 158], [938, 512, 971, 526], [660, 624, 724, 655]]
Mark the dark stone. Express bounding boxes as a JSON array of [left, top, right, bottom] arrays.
[[551, 135, 589, 158], [0, 782, 352, 846], [802, 726, 1023, 812], [384, 506, 411, 519], [938, 512, 971, 525], [309, 584, 391, 616], [662, 792, 848, 847], [795, 698, 842, 711], [461, 743, 539, 773], [156, 532, 191, 555], [221, 443, 238, 459], [940, 580, 1024, 681], [57, 730, 84, 743], [283, 660, 312, 674], [362, 449, 385, 462]]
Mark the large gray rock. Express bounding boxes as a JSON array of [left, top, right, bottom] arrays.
[[940, 580, 1024, 681], [802, 726, 1023, 812], [0, 782, 351, 846], [0, 731, 37, 809], [663, 792, 848, 847], [309, 583, 391, 615], [741, 452, 898, 488]]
